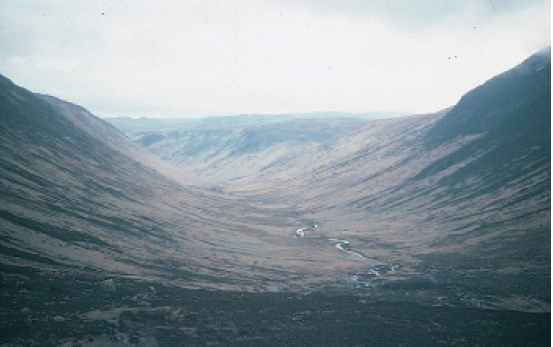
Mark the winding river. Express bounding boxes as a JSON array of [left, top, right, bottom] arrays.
[[293, 223, 404, 285]]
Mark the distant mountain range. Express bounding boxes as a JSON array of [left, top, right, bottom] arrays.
[[105, 111, 409, 133], [126, 117, 369, 182]]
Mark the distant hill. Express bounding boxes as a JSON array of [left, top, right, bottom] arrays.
[[101, 116, 201, 133], [128, 117, 369, 181], [105, 111, 409, 134]]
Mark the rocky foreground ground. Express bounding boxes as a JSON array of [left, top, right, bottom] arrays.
[[0, 265, 549, 346]]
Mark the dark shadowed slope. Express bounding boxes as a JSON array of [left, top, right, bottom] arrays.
[[0, 73, 208, 276], [418, 50, 550, 192]]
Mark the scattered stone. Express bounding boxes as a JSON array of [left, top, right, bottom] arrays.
[[102, 279, 116, 291]]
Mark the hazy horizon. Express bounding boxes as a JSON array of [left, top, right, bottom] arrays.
[[1, 0, 550, 118]]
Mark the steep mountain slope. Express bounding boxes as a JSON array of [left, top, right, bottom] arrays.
[[0, 75, 306, 291], [226, 49, 551, 311], [0, 74, 206, 276]]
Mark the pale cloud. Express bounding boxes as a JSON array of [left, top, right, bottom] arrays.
[[0, 0, 550, 117]]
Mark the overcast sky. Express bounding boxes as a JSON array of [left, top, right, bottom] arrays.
[[1, 1, 550, 118]]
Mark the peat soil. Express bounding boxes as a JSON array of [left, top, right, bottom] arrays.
[[0, 264, 550, 346]]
